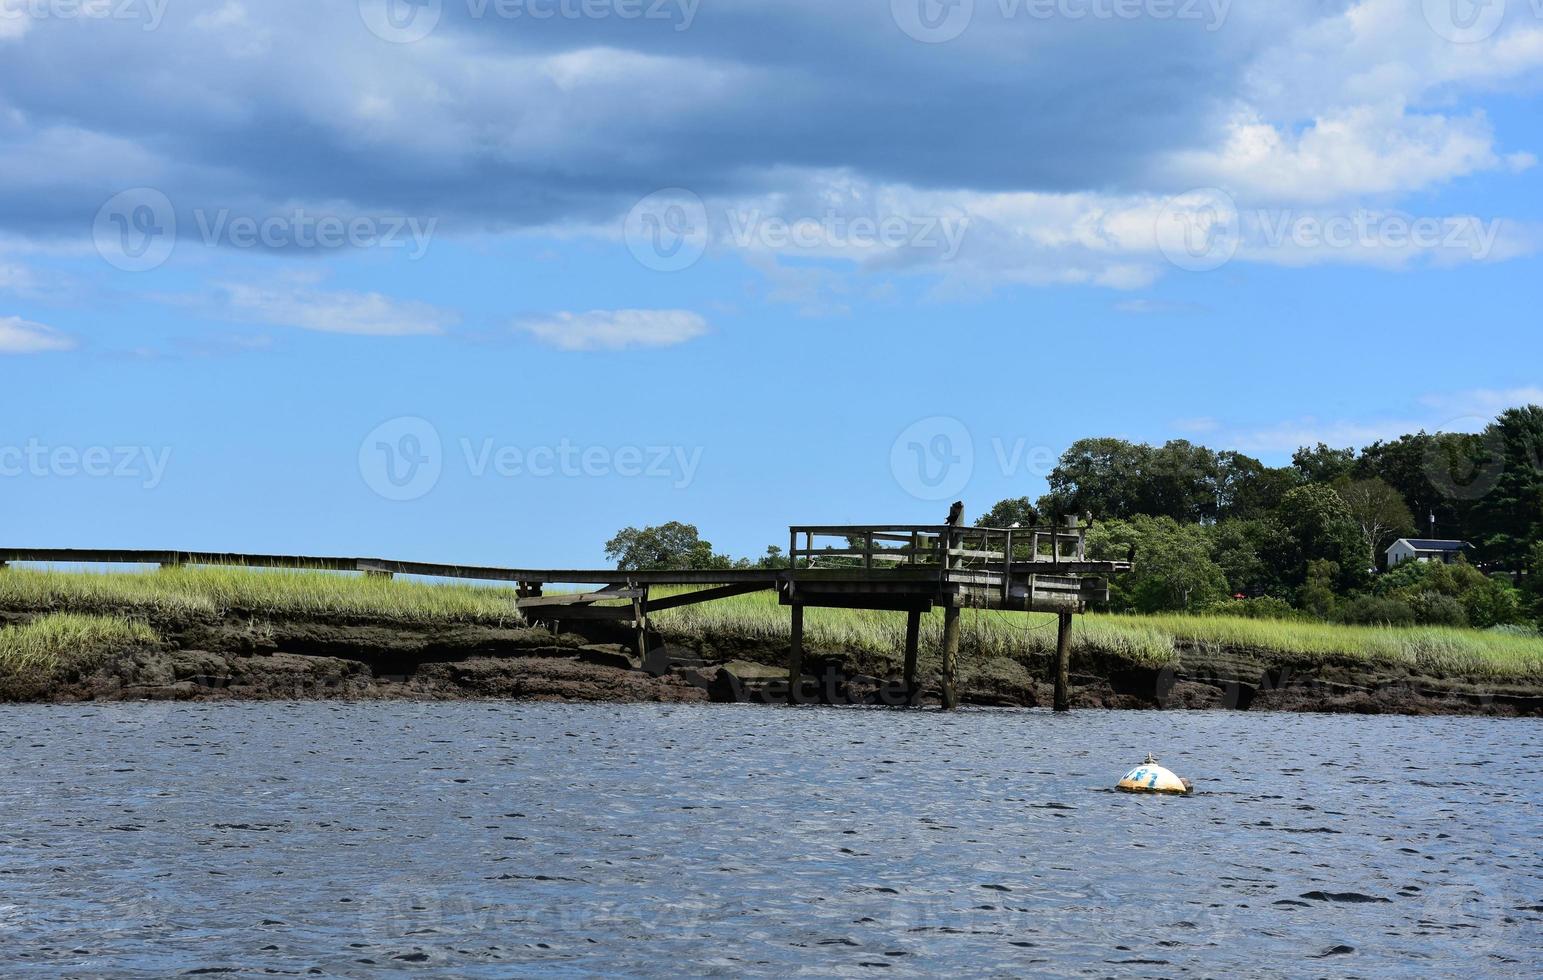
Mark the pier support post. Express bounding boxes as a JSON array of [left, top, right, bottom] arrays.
[[903, 608, 922, 706], [787, 604, 805, 703], [941, 605, 960, 711], [1053, 611, 1073, 712]]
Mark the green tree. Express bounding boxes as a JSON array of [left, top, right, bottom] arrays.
[[1276, 484, 1365, 592], [1333, 477, 1415, 572], [1087, 516, 1228, 612], [1206, 518, 1291, 598], [1041, 438, 1154, 520], [1215, 452, 1299, 521], [605, 522, 733, 571], [1292, 443, 1357, 484], [1355, 432, 1466, 540], [1471, 405, 1543, 569], [1300, 559, 1340, 619], [980, 497, 1040, 528], [1146, 440, 1222, 523]]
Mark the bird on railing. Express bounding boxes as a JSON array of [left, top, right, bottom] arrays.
[[945, 501, 964, 527]]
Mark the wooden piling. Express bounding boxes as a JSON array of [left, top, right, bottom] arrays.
[[1053, 610, 1073, 712], [940, 605, 960, 710], [787, 603, 805, 701], [903, 608, 922, 706], [632, 584, 650, 657]]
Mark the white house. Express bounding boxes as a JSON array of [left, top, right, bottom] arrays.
[[1386, 538, 1473, 568]]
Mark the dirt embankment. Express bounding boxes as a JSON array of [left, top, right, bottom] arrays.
[[3, 610, 1539, 716]]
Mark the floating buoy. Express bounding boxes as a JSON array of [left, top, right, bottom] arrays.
[[1117, 753, 1194, 795]]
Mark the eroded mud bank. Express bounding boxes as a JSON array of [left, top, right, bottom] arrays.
[[3, 611, 1538, 716]]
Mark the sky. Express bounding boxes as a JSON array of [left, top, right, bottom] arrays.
[[1, 0, 1541, 567]]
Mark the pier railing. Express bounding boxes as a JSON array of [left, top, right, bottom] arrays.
[[787, 522, 1089, 582]]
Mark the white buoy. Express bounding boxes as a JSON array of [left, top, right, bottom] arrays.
[[1117, 753, 1194, 795]]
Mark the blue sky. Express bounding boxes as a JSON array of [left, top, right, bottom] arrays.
[[2, 0, 1541, 566]]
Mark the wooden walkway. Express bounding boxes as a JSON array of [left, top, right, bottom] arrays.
[[0, 519, 1127, 711]]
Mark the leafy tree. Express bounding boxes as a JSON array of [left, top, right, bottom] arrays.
[[1470, 405, 1543, 569], [1355, 432, 1467, 540], [980, 497, 1040, 528], [1041, 438, 1154, 520], [1300, 560, 1340, 619], [1215, 452, 1298, 521], [1042, 438, 1223, 523], [605, 522, 733, 571], [1464, 577, 1523, 629], [1276, 484, 1366, 592], [1087, 516, 1228, 612], [1146, 440, 1222, 523], [1205, 518, 1288, 598], [1333, 477, 1415, 572], [1292, 443, 1357, 485]]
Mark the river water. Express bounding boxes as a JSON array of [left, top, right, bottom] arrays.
[[1, 703, 1538, 977]]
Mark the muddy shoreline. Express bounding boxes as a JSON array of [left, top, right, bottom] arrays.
[[3, 610, 1539, 716]]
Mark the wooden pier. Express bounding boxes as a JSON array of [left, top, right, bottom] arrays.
[[782, 520, 1125, 710], [0, 518, 1127, 711]]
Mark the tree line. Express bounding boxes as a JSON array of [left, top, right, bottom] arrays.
[[604, 404, 1542, 630]]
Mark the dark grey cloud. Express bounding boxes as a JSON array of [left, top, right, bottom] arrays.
[[0, 0, 1302, 241]]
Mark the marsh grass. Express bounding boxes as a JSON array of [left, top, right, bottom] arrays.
[[0, 613, 158, 679], [1, 567, 1538, 681], [651, 586, 1543, 680], [0, 565, 525, 626]]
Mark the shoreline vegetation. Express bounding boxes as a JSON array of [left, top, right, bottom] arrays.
[[1, 566, 1540, 715]]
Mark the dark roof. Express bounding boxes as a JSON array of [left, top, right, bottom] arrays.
[[1402, 539, 1472, 551]]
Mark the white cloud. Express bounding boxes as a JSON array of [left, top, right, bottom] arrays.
[[1171, 106, 1503, 204], [1188, 386, 1543, 458], [0, 315, 75, 353], [1115, 299, 1209, 316], [518, 309, 709, 351], [1420, 387, 1543, 419], [221, 283, 455, 336]]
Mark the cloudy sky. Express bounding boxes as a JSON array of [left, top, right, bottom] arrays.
[[2, 0, 1540, 563]]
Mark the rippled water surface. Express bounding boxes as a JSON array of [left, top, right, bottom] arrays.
[[1, 703, 1539, 977]]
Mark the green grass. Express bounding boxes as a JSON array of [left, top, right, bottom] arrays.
[[651, 587, 1543, 681], [0, 613, 158, 679], [0, 565, 525, 626], [1, 566, 1539, 682]]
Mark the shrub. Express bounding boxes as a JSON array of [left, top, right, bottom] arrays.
[[1201, 596, 1303, 621], [1464, 577, 1523, 629], [1407, 591, 1469, 628], [1334, 595, 1417, 627]]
